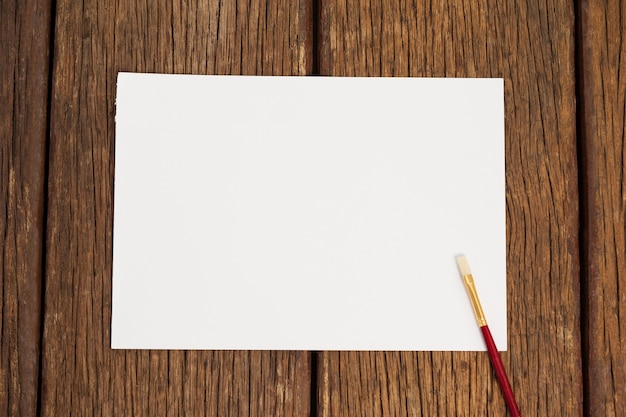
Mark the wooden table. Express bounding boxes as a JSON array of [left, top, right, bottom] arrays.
[[1, 0, 623, 415]]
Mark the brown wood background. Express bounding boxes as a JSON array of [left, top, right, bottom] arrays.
[[0, 0, 622, 416]]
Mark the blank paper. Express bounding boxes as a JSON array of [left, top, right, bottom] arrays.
[[112, 73, 506, 351]]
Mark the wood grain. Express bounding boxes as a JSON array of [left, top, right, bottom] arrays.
[[41, 0, 312, 415], [317, 0, 582, 415], [578, 1, 626, 416], [0, 1, 51, 416]]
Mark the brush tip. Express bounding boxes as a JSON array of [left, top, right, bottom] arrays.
[[455, 254, 472, 276]]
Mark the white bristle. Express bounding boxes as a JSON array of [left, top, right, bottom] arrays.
[[455, 254, 472, 276]]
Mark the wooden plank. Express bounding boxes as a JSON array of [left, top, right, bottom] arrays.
[[41, 0, 312, 415], [578, 1, 626, 415], [0, 1, 52, 416], [317, 0, 582, 415]]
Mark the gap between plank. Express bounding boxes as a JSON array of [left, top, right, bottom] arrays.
[[573, 1, 590, 416], [37, 0, 57, 415]]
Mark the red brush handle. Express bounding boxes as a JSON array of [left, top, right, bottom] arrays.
[[481, 325, 521, 417]]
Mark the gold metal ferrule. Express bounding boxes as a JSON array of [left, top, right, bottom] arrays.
[[462, 274, 488, 327]]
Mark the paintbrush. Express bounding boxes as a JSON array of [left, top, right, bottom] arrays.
[[456, 254, 521, 417]]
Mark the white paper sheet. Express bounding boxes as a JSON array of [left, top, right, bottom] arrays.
[[112, 73, 506, 351]]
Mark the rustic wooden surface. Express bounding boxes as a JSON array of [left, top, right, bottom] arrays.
[[0, 1, 51, 416], [3, 0, 626, 415], [579, 1, 626, 416], [317, 0, 583, 416], [40, 0, 312, 415]]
